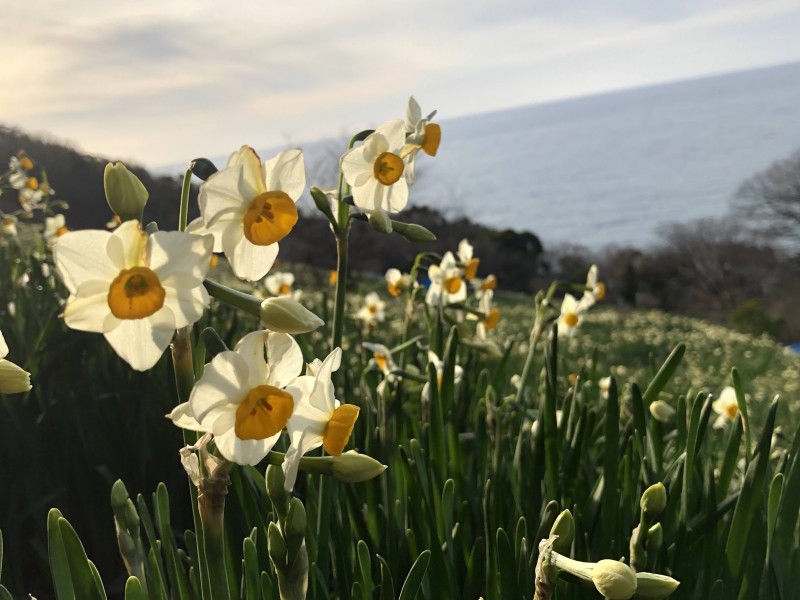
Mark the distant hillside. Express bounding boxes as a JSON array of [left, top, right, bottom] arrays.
[[0, 125, 546, 291]]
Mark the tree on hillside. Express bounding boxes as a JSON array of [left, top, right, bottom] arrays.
[[733, 149, 800, 245]]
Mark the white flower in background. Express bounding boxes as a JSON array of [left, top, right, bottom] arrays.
[[0, 329, 31, 393], [598, 376, 612, 399], [341, 119, 409, 213], [283, 347, 360, 490], [471, 274, 498, 300], [712, 386, 739, 428], [2, 216, 18, 238], [582, 264, 606, 309], [421, 350, 463, 403], [179, 330, 303, 465], [363, 342, 396, 395], [265, 271, 301, 299], [53, 220, 213, 371], [44, 214, 68, 248], [385, 268, 411, 297], [474, 290, 500, 340], [355, 292, 386, 326], [403, 96, 441, 184], [649, 400, 676, 423], [426, 252, 467, 306], [190, 146, 305, 282], [557, 294, 590, 338], [457, 239, 480, 281]]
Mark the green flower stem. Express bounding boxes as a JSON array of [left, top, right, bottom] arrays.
[[203, 279, 262, 318], [514, 320, 543, 406], [331, 226, 349, 350], [171, 326, 212, 599], [198, 462, 232, 600], [178, 167, 192, 232]]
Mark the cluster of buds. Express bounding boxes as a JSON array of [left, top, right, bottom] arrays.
[[266, 465, 309, 600]]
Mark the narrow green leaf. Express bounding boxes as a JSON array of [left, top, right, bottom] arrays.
[[58, 517, 105, 600], [495, 528, 519, 600], [601, 377, 620, 547], [716, 416, 743, 499], [398, 550, 431, 600], [124, 577, 147, 600], [731, 368, 751, 462], [767, 472, 784, 551], [376, 554, 396, 600], [48, 508, 75, 600], [243, 534, 261, 600], [642, 343, 685, 406], [357, 540, 373, 599], [0, 585, 13, 600]]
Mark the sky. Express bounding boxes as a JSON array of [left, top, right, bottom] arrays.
[[3, 0, 800, 170]]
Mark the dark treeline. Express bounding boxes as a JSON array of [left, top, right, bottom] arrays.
[[3, 124, 798, 342]]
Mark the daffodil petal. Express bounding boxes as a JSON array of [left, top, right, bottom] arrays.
[[150, 230, 213, 282], [63, 280, 111, 332], [168, 401, 205, 431], [0, 331, 7, 358], [265, 149, 305, 200], [223, 226, 279, 282], [106, 220, 148, 270], [190, 351, 250, 423], [103, 317, 175, 371], [266, 332, 303, 389], [214, 428, 278, 465], [53, 230, 117, 293], [233, 331, 271, 388]]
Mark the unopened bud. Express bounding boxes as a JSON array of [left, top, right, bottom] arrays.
[[331, 450, 387, 483], [391, 220, 437, 242], [189, 158, 218, 181], [550, 509, 575, 554], [267, 521, 288, 570], [367, 210, 393, 234], [0, 359, 32, 393], [104, 162, 148, 222], [592, 560, 637, 600], [116, 529, 137, 556], [266, 464, 289, 523], [634, 572, 680, 599], [260, 296, 324, 334], [640, 483, 667, 522], [110, 479, 129, 509], [285, 498, 307, 539], [649, 400, 675, 423]]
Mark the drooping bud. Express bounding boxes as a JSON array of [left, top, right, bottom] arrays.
[[260, 296, 324, 334], [645, 523, 663, 565], [391, 220, 437, 242], [367, 210, 393, 234], [591, 560, 637, 600], [633, 572, 680, 599], [640, 483, 667, 522], [189, 158, 218, 181], [331, 450, 387, 483], [104, 162, 148, 222]]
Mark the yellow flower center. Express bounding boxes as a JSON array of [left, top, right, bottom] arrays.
[[374, 353, 388, 372], [373, 152, 404, 185], [329, 271, 338, 286], [56, 226, 69, 237], [724, 402, 739, 420], [26, 177, 39, 190], [107, 266, 166, 319], [422, 123, 441, 156], [594, 282, 606, 301], [563, 312, 579, 328], [323, 404, 360, 455], [464, 258, 479, 281], [568, 373, 578, 384], [242, 191, 298, 246], [209, 255, 219, 268], [368, 304, 379, 314], [444, 276, 463, 294], [20, 156, 33, 171], [387, 282, 403, 297], [484, 308, 500, 330], [481, 275, 497, 291], [234, 385, 294, 440], [278, 283, 292, 295]]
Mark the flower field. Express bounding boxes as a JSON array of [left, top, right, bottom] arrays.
[[0, 100, 799, 600]]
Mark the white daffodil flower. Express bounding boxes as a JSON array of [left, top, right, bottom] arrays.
[[363, 342, 396, 395], [582, 264, 606, 309], [185, 330, 303, 465], [557, 293, 591, 338], [265, 271, 301, 299], [2, 216, 18, 238], [355, 292, 386, 326], [0, 329, 31, 393], [341, 119, 409, 214], [471, 274, 498, 300], [53, 220, 213, 371], [385, 268, 411, 297], [44, 214, 68, 248], [599, 376, 612, 399], [403, 96, 441, 184], [421, 350, 463, 403], [191, 146, 306, 282], [426, 252, 467, 306], [475, 290, 500, 340], [712, 386, 739, 428], [457, 239, 479, 281], [283, 347, 360, 490]]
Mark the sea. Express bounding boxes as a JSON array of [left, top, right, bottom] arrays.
[[159, 62, 800, 251]]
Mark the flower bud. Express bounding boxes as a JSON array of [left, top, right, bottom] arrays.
[[634, 572, 679, 599], [189, 158, 218, 181], [0, 359, 32, 393], [391, 220, 437, 242], [550, 509, 575, 554], [260, 296, 324, 334], [331, 450, 387, 483], [640, 483, 667, 522], [367, 210, 393, 234], [592, 560, 637, 600], [645, 523, 663, 559], [649, 400, 675, 423], [268, 521, 288, 569], [104, 162, 148, 222]]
